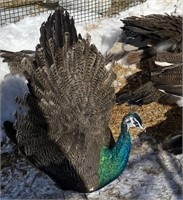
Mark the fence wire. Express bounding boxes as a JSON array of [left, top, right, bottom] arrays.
[[0, 0, 146, 26]]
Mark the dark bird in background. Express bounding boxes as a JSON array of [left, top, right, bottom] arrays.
[[106, 14, 182, 65], [0, 7, 144, 192], [106, 14, 182, 106], [106, 14, 182, 155]]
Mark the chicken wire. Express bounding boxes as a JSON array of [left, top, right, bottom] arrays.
[[0, 0, 146, 26]]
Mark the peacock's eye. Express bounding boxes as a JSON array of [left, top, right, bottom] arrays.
[[126, 119, 131, 124], [134, 120, 140, 127]]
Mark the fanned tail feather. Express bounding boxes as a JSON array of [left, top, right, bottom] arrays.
[[3, 7, 116, 192]]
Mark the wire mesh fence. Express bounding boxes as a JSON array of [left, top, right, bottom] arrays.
[[0, 0, 146, 26]]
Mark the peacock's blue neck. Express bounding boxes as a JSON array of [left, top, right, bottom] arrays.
[[98, 123, 131, 189]]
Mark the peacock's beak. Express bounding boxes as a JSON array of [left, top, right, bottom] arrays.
[[139, 123, 146, 132]]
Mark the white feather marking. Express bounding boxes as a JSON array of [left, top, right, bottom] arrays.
[[155, 61, 173, 66]]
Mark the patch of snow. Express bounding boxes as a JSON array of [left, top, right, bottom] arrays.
[[1, 74, 29, 124]]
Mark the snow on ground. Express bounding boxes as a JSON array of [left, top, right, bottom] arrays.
[[1, 135, 183, 199], [0, 0, 183, 199]]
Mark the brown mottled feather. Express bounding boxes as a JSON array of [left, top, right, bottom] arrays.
[[155, 52, 182, 63], [151, 64, 182, 86]]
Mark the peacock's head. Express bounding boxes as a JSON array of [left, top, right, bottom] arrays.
[[122, 112, 145, 131]]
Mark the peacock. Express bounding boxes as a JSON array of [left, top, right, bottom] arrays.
[[109, 14, 182, 105], [112, 14, 182, 107], [106, 14, 182, 155], [106, 14, 182, 66], [0, 7, 144, 192]]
